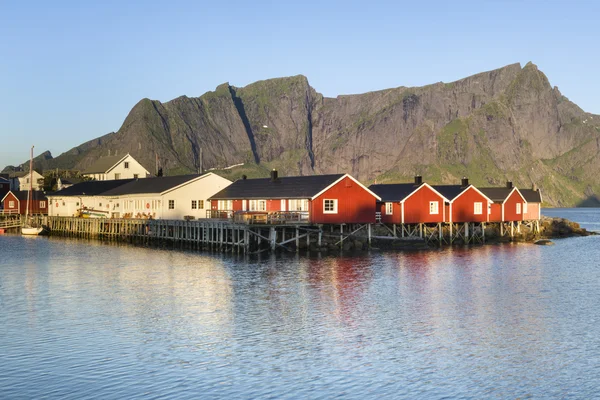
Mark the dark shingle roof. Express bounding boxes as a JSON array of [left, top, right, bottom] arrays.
[[431, 185, 467, 201], [82, 155, 125, 174], [102, 174, 204, 196], [60, 177, 83, 185], [9, 191, 47, 201], [0, 177, 8, 183], [209, 174, 345, 200], [479, 187, 514, 202], [48, 179, 134, 197], [9, 171, 29, 178], [520, 188, 542, 203], [369, 183, 422, 202]]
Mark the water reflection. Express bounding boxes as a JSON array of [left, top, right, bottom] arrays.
[[1, 228, 600, 399]]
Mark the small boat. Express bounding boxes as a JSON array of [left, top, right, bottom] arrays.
[[21, 145, 47, 236]]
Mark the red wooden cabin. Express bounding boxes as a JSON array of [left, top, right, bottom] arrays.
[[1, 190, 48, 215], [208, 171, 381, 224], [433, 178, 493, 223], [480, 183, 526, 222], [520, 187, 542, 220], [370, 176, 449, 224]]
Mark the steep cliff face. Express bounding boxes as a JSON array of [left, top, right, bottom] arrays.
[[12, 62, 600, 206]]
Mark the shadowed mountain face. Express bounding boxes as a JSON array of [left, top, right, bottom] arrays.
[[6, 62, 600, 206]]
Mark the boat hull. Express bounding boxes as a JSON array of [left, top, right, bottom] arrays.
[[22, 227, 44, 235]]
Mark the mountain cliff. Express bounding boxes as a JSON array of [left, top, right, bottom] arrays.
[[8, 62, 600, 206]]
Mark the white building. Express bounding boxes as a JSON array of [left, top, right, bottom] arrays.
[[47, 173, 232, 220], [9, 170, 44, 191], [81, 153, 150, 181]]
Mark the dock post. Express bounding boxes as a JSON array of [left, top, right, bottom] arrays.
[[270, 227, 276, 251], [295, 227, 299, 252], [318, 227, 322, 247], [465, 222, 469, 244], [368, 223, 372, 248]]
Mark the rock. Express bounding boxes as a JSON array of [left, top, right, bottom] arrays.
[[534, 239, 554, 245]]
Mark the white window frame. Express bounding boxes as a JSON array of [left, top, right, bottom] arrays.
[[516, 203, 521, 215], [385, 202, 393, 215], [8, 200, 14, 208], [242, 199, 247, 211], [429, 201, 439, 215], [191, 200, 197, 209], [168, 200, 175, 210], [281, 199, 286, 211], [124, 162, 130, 169], [114, 173, 120, 180], [289, 199, 309, 211], [474, 202, 483, 215], [249, 199, 266, 211], [198, 200, 204, 209], [218, 200, 233, 210], [323, 199, 338, 214], [39, 201, 46, 208], [523, 202, 528, 214]]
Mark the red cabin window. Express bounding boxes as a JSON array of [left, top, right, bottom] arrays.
[[323, 199, 337, 214]]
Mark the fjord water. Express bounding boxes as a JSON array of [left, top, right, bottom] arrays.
[[1, 210, 600, 399]]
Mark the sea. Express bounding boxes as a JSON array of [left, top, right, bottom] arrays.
[[1, 208, 599, 399]]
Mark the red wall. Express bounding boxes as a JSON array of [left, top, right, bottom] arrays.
[[403, 185, 445, 224], [503, 190, 526, 222], [2, 193, 47, 215], [523, 203, 540, 220], [379, 202, 401, 224], [489, 203, 502, 222], [312, 176, 377, 224], [450, 187, 489, 223]]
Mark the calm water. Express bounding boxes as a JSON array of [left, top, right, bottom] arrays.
[[1, 210, 600, 399]]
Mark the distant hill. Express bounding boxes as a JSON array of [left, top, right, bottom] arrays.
[[5, 62, 600, 206]]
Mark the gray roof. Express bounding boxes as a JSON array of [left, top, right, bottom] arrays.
[[82, 155, 125, 174], [479, 187, 515, 202], [369, 183, 423, 202], [6, 190, 47, 201], [59, 177, 83, 185], [102, 174, 205, 196], [48, 179, 135, 197], [431, 185, 468, 201], [520, 188, 542, 203], [210, 174, 345, 200]]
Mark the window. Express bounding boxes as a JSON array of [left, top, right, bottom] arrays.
[[191, 200, 197, 209], [40, 201, 46, 208], [114, 173, 121, 180], [523, 203, 528, 214], [198, 200, 204, 209], [516, 203, 521, 214], [289, 199, 309, 211], [218, 200, 233, 210], [429, 201, 439, 215], [323, 199, 337, 214], [26, 178, 30, 183], [124, 162, 130, 169], [385, 202, 393, 215], [133, 174, 139, 179], [8, 201, 14, 208], [99, 202, 102, 207], [249, 199, 266, 211], [281, 199, 286, 211], [474, 202, 483, 215], [168, 200, 175, 209]]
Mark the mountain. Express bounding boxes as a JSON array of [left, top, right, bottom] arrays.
[[6, 62, 600, 206]]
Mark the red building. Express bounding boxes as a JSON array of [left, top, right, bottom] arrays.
[[433, 179, 493, 223], [370, 176, 449, 224], [208, 171, 381, 224], [0, 177, 9, 208], [520, 187, 543, 220], [1, 190, 48, 215], [480, 183, 527, 222]]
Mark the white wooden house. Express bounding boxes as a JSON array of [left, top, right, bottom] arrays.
[[47, 173, 232, 220], [81, 153, 150, 181], [9, 170, 44, 191]]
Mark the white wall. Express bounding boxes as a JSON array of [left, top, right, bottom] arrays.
[[17, 171, 44, 191], [106, 155, 150, 180]]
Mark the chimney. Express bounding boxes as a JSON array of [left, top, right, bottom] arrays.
[[270, 169, 278, 182], [532, 183, 538, 191], [461, 177, 469, 187], [242, 175, 247, 180], [414, 175, 422, 185], [506, 181, 513, 189]]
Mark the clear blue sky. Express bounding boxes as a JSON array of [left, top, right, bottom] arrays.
[[1, 0, 599, 167]]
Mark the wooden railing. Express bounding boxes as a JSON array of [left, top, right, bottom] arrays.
[[206, 210, 310, 224], [0, 209, 19, 215]]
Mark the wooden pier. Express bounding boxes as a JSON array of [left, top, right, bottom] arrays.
[[39, 216, 543, 253]]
